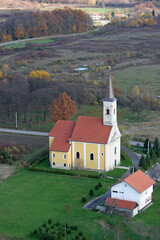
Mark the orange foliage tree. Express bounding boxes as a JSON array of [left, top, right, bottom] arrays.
[[50, 92, 77, 123]]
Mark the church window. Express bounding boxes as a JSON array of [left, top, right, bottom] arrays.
[[115, 147, 116, 154], [53, 153, 55, 158], [90, 153, 94, 161], [63, 154, 66, 159], [114, 108, 116, 114], [64, 163, 67, 167], [106, 109, 110, 115], [76, 152, 80, 159], [53, 162, 55, 166], [115, 159, 117, 167], [101, 152, 104, 156]]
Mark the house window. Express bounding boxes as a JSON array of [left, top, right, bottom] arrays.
[[113, 190, 118, 193], [53, 162, 55, 166], [76, 152, 80, 159], [145, 190, 147, 194], [115, 159, 117, 167], [90, 153, 94, 161], [63, 154, 66, 159], [101, 152, 104, 156], [53, 153, 55, 158], [64, 163, 67, 167], [106, 109, 110, 115], [115, 147, 116, 154], [125, 184, 127, 187]]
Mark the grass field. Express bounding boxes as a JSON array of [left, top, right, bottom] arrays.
[[0, 170, 159, 239], [79, 7, 125, 14], [0, 171, 116, 239]]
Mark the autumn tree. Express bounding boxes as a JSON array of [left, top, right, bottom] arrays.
[[50, 92, 77, 123]]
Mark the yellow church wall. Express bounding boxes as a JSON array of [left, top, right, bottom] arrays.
[[49, 137, 54, 148], [86, 143, 98, 170], [49, 147, 72, 169], [74, 142, 84, 168], [100, 144, 105, 170]]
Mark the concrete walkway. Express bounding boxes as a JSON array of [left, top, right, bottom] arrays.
[[0, 128, 48, 136]]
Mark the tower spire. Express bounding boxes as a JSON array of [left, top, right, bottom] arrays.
[[105, 66, 115, 101]]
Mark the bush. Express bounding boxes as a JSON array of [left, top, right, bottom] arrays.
[[48, 218, 52, 224], [81, 197, 87, 203], [42, 223, 46, 228], [98, 182, 102, 188], [89, 189, 94, 196], [95, 185, 99, 190], [78, 231, 83, 236]]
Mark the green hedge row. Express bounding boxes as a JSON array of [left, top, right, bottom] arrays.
[[29, 166, 101, 179], [23, 145, 49, 165]]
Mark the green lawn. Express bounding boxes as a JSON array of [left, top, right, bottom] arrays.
[[2, 38, 54, 49], [0, 170, 159, 239], [79, 7, 125, 14], [105, 168, 127, 179], [120, 151, 132, 167], [0, 171, 116, 240]]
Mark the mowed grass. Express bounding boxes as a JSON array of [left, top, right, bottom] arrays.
[[79, 7, 125, 14], [0, 171, 116, 239], [2, 38, 54, 49]]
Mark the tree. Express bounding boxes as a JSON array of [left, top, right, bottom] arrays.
[[153, 136, 160, 157], [131, 99, 145, 119], [50, 92, 77, 123], [144, 137, 151, 154]]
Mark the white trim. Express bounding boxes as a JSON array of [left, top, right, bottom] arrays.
[[98, 144, 100, 170], [105, 144, 107, 170], [72, 142, 75, 167], [84, 143, 86, 168]]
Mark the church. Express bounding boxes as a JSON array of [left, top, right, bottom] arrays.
[[49, 69, 121, 172]]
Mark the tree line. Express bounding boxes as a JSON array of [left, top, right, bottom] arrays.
[[0, 8, 92, 43]]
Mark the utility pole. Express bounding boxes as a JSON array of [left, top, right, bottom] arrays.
[[15, 112, 18, 129]]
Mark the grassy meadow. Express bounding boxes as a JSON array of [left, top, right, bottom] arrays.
[[0, 170, 159, 239]]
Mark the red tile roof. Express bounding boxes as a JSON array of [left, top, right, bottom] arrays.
[[124, 170, 155, 193], [69, 116, 112, 144], [105, 197, 138, 210], [49, 120, 76, 152]]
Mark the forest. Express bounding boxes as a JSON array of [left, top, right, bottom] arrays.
[[0, 8, 92, 43]]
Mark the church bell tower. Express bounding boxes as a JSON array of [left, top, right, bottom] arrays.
[[103, 67, 117, 126]]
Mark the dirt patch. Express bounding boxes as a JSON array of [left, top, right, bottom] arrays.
[[0, 164, 15, 183], [124, 117, 160, 141]]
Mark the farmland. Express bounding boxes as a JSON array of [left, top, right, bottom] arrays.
[[0, 25, 160, 140]]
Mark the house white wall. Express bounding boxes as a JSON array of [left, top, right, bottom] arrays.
[[111, 182, 154, 210]]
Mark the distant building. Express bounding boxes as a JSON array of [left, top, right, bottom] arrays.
[[89, 12, 104, 21], [105, 170, 155, 217], [49, 69, 121, 172]]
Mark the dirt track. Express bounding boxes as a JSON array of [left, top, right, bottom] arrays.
[[0, 133, 48, 149]]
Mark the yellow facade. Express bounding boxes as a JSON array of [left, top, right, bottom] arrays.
[[49, 144, 72, 169]]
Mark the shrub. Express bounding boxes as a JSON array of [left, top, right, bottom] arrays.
[[95, 185, 99, 190], [78, 231, 83, 236], [81, 197, 87, 203], [48, 218, 52, 224], [34, 229, 38, 235], [98, 182, 102, 188], [89, 189, 94, 196], [82, 237, 86, 240], [43, 223, 46, 228]]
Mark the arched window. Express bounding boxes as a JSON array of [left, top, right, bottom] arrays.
[[76, 152, 80, 159], [106, 109, 110, 115], [115, 160, 117, 167], [90, 153, 94, 161], [115, 147, 116, 154]]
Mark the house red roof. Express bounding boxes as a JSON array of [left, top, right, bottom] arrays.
[[69, 116, 112, 144], [124, 170, 155, 193], [49, 120, 76, 152], [105, 197, 138, 210]]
